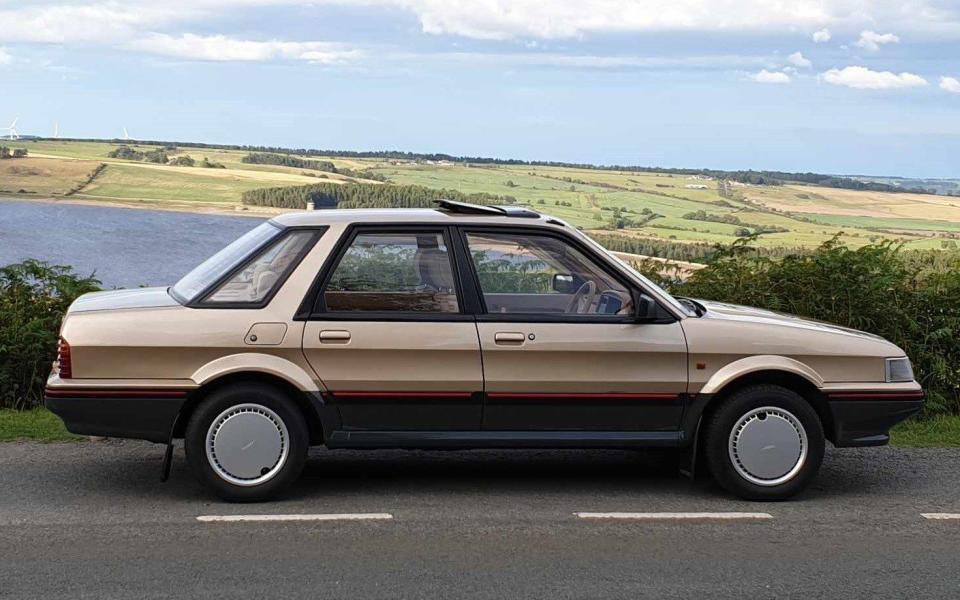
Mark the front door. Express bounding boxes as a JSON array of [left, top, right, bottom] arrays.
[[462, 228, 688, 431], [302, 227, 483, 430]]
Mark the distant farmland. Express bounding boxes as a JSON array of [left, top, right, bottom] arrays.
[[3, 139, 960, 255]]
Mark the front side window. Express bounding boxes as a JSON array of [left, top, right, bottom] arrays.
[[466, 231, 633, 316], [203, 230, 316, 304], [323, 232, 460, 313]]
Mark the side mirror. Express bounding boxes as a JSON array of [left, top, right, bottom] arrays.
[[552, 273, 577, 294]]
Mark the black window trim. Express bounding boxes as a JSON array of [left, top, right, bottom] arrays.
[[184, 224, 328, 310], [457, 224, 677, 325], [302, 223, 473, 322]]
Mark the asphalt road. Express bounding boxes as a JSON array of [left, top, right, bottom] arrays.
[[1, 442, 959, 599]]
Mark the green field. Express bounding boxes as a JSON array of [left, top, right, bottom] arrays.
[[3, 139, 959, 251]]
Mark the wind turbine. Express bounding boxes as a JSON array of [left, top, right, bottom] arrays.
[[1, 117, 19, 140], [53, 122, 60, 139], [122, 127, 131, 141]]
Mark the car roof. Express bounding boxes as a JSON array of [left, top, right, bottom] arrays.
[[271, 207, 566, 229]]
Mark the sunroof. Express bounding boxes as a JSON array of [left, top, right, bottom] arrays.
[[434, 199, 540, 218]]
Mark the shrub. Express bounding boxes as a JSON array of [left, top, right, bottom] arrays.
[[673, 236, 960, 416], [0, 261, 100, 410]]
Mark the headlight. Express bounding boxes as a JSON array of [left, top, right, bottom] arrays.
[[885, 357, 914, 383]]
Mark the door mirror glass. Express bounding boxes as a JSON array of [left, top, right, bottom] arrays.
[[552, 273, 577, 294]]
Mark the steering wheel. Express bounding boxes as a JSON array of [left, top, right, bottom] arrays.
[[566, 280, 597, 314]]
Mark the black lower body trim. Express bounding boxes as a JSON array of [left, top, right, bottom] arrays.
[[325, 430, 681, 449], [828, 399, 924, 447], [45, 394, 186, 443]]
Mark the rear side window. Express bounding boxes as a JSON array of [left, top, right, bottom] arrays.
[[203, 231, 316, 305], [323, 232, 460, 313]]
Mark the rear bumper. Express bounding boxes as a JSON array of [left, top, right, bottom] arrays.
[[826, 391, 924, 447], [45, 388, 188, 443]]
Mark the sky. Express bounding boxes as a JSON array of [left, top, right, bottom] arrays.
[[1, 0, 959, 178]]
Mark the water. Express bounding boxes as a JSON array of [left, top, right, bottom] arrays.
[[0, 199, 266, 288]]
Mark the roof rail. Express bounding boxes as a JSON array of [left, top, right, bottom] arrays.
[[434, 199, 540, 219]]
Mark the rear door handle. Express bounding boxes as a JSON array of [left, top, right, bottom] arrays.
[[319, 330, 351, 343], [494, 332, 526, 345]]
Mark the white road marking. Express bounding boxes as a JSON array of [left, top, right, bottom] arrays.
[[921, 513, 960, 520], [575, 512, 773, 521], [196, 513, 394, 523]]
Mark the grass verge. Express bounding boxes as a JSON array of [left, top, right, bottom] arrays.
[[0, 408, 958, 446], [890, 416, 960, 448], [0, 408, 83, 442]]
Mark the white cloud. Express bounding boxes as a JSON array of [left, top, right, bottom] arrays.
[[128, 33, 359, 63], [749, 69, 791, 84], [812, 28, 831, 43], [0, 3, 194, 44], [0, 48, 11, 65], [393, 51, 769, 69], [6, 1, 959, 45], [822, 66, 927, 89], [787, 51, 812, 68], [355, 0, 960, 40], [855, 30, 900, 51], [941, 76, 960, 93]]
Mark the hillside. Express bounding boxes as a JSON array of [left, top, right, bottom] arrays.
[[2, 139, 960, 254]]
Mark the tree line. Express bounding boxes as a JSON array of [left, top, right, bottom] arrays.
[[242, 152, 337, 172], [682, 210, 790, 236], [242, 182, 516, 210], [241, 152, 388, 181], [43, 137, 937, 195]]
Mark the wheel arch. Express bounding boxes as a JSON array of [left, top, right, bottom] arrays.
[[701, 370, 833, 439], [684, 360, 836, 477], [175, 355, 329, 444]]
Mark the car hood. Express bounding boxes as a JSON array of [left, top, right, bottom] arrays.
[[68, 287, 180, 313], [695, 299, 888, 342]]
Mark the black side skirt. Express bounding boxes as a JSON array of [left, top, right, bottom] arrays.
[[325, 430, 681, 449]]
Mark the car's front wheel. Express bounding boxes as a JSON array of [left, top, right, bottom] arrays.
[[703, 384, 825, 501], [185, 383, 308, 502]]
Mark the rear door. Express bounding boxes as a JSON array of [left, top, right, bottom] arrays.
[[301, 225, 483, 430], [460, 227, 688, 432]]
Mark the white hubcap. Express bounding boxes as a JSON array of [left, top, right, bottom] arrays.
[[206, 404, 289, 486], [728, 406, 807, 486]]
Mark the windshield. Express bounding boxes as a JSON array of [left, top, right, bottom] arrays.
[[170, 221, 281, 303], [571, 227, 694, 317]]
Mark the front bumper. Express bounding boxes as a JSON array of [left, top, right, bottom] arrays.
[[45, 387, 189, 443], [825, 390, 924, 447]]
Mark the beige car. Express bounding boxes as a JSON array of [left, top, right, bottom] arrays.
[[46, 200, 924, 501]]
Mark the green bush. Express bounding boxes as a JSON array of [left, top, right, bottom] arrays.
[[668, 237, 960, 416], [0, 261, 100, 410]]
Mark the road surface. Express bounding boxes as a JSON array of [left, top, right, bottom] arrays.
[[1, 442, 958, 599]]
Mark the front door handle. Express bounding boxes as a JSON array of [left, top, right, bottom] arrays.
[[494, 332, 526, 345], [319, 330, 351, 344]]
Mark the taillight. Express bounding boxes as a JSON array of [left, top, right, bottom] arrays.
[[57, 338, 72, 379]]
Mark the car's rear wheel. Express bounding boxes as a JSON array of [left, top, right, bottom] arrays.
[[185, 383, 308, 502], [703, 384, 824, 501]]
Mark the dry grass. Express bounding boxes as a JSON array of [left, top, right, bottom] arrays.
[[750, 184, 960, 221], [0, 157, 102, 196]]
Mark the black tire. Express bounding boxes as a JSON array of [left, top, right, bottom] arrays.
[[703, 384, 824, 501], [185, 382, 308, 502]]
